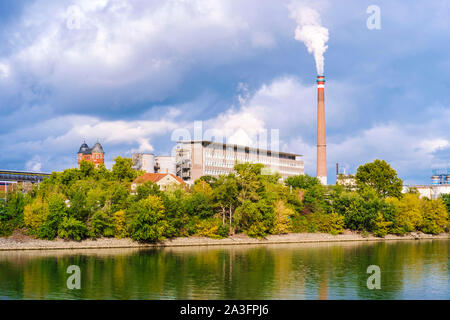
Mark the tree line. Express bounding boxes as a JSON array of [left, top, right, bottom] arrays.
[[0, 158, 448, 241]]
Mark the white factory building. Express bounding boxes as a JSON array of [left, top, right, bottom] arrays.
[[175, 140, 304, 183], [132, 153, 176, 175], [403, 169, 450, 200]]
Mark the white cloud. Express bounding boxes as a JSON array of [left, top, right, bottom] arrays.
[[0, 63, 10, 79], [2, 0, 285, 109], [25, 156, 42, 172], [1, 113, 182, 170]]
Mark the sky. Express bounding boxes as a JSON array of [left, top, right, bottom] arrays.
[[0, 0, 449, 185]]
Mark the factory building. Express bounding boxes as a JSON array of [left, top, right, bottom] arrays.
[[176, 140, 304, 183], [132, 153, 176, 175], [403, 169, 450, 200]]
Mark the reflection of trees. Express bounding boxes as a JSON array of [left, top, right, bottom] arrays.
[[0, 240, 448, 299]]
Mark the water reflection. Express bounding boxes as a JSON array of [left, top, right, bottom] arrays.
[[0, 240, 448, 300]]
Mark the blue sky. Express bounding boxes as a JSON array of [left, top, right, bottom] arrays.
[[0, 0, 449, 185]]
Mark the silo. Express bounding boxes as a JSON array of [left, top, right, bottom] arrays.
[[431, 175, 440, 185]]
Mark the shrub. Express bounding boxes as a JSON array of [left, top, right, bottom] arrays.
[[90, 210, 114, 238], [129, 195, 169, 242], [113, 210, 128, 238], [38, 194, 67, 240], [217, 224, 229, 238], [5, 192, 30, 226], [373, 212, 393, 237], [316, 212, 345, 235], [291, 214, 313, 233], [195, 219, 221, 239], [58, 217, 88, 241], [273, 200, 293, 234], [24, 197, 49, 233]]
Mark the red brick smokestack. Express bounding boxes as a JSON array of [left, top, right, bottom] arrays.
[[316, 75, 327, 185]]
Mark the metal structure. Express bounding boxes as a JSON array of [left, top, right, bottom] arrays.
[[431, 168, 450, 185], [0, 170, 51, 199]]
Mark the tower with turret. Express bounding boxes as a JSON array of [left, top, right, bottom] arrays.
[[77, 141, 105, 167]]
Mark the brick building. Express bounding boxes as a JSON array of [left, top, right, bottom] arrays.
[[77, 141, 105, 167]]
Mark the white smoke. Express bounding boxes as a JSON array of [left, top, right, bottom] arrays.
[[290, 5, 329, 75]]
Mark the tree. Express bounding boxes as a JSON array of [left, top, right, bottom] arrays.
[[191, 180, 213, 197], [95, 164, 111, 180], [136, 181, 161, 201], [129, 195, 169, 242], [420, 198, 448, 234], [113, 210, 128, 238], [79, 160, 95, 178], [273, 200, 293, 234], [285, 174, 320, 190], [112, 156, 138, 182], [184, 192, 214, 219], [235, 163, 264, 203], [355, 159, 403, 198], [24, 197, 49, 233], [440, 194, 450, 214], [387, 193, 423, 234], [213, 174, 238, 226], [38, 193, 67, 239], [197, 175, 218, 188], [58, 217, 88, 241]]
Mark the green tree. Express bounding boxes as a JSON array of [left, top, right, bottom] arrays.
[[38, 193, 67, 239], [285, 174, 320, 190], [387, 193, 423, 234], [95, 163, 111, 180], [129, 195, 169, 242], [58, 217, 88, 241], [136, 181, 161, 200], [273, 200, 293, 234], [79, 160, 95, 178], [90, 210, 114, 237], [5, 191, 30, 225], [440, 194, 450, 214], [420, 198, 448, 234], [112, 156, 138, 182], [197, 175, 218, 188], [355, 159, 403, 198], [24, 197, 49, 233], [213, 174, 238, 226]]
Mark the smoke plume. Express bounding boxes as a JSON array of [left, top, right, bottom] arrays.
[[290, 6, 329, 75]]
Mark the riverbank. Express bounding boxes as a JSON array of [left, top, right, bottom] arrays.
[[0, 230, 448, 251]]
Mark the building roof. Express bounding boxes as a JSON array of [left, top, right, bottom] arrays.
[[91, 142, 105, 154], [78, 142, 91, 154], [133, 173, 185, 185], [177, 140, 302, 157]]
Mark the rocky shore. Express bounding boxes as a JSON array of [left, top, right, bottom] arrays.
[[0, 230, 448, 251]]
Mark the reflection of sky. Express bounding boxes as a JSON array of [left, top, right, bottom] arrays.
[[0, 1, 449, 184]]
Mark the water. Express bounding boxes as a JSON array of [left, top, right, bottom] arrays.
[[0, 240, 448, 300]]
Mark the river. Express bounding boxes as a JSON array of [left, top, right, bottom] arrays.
[[0, 239, 448, 299]]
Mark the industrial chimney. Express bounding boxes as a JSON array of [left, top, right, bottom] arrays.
[[316, 75, 327, 185]]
